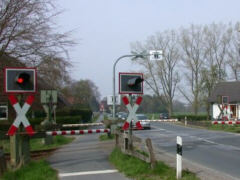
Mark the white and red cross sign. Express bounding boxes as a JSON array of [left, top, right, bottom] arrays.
[[122, 96, 143, 130], [7, 95, 35, 136]]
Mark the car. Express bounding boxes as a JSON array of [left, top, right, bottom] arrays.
[[117, 112, 128, 120], [159, 113, 169, 119], [117, 114, 151, 130], [135, 114, 151, 130]]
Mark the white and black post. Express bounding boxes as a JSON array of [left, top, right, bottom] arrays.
[[176, 136, 182, 179]]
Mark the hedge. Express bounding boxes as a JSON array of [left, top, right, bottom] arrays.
[[29, 108, 92, 122], [172, 114, 209, 121]]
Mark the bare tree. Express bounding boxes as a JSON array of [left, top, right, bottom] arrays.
[[62, 80, 101, 111], [0, 0, 75, 87], [227, 22, 240, 80], [204, 23, 232, 81], [131, 30, 180, 116], [37, 55, 72, 89], [179, 24, 206, 115]]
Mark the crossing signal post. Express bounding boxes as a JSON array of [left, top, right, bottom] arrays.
[[4, 67, 36, 167], [119, 72, 144, 150]]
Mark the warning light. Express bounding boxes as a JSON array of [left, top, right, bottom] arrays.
[[17, 78, 24, 84], [5, 68, 36, 93], [16, 72, 30, 85]]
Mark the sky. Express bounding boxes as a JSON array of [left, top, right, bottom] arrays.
[[56, 0, 240, 99]]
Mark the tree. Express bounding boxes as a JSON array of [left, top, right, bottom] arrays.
[[227, 22, 240, 80], [131, 30, 180, 116], [179, 24, 206, 115], [200, 65, 219, 119], [0, 0, 74, 62], [204, 23, 231, 81], [62, 79, 101, 111], [37, 55, 72, 89], [0, 0, 74, 87]]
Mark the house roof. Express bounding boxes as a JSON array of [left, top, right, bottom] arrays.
[[208, 81, 240, 103]]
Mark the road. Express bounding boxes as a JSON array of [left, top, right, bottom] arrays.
[[135, 122, 240, 179], [48, 114, 130, 180]]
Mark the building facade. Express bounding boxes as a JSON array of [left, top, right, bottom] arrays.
[[209, 81, 240, 121]]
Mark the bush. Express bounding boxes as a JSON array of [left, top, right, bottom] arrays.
[[172, 114, 209, 121], [56, 108, 92, 122], [56, 116, 82, 124]]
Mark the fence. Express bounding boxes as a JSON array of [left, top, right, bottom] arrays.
[[115, 130, 156, 168]]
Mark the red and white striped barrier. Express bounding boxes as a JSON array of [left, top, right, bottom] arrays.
[[139, 119, 178, 122], [46, 129, 110, 136], [7, 95, 35, 136], [212, 121, 240, 125], [62, 123, 103, 127]]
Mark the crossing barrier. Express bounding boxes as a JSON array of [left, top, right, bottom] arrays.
[[46, 129, 110, 136], [139, 119, 178, 122], [62, 123, 103, 127], [212, 121, 240, 125]]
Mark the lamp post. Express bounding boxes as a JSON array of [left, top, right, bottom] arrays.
[[112, 54, 146, 120]]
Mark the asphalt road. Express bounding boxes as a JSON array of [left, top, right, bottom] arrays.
[[48, 114, 130, 180], [135, 122, 240, 179]]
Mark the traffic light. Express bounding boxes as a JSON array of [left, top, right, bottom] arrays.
[[5, 68, 36, 93], [119, 72, 144, 94]]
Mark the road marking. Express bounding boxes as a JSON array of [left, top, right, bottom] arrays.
[[153, 125, 240, 151], [59, 169, 118, 177]]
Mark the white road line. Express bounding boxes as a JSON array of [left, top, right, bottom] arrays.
[[59, 169, 118, 177]]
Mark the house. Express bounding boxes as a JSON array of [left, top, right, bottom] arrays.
[[208, 81, 240, 121], [0, 54, 70, 122]]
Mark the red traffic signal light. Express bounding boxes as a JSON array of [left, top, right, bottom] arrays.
[[5, 68, 36, 93], [16, 72, 30, 85]]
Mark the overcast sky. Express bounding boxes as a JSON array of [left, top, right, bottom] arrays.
[[56, 0, 240, 99]]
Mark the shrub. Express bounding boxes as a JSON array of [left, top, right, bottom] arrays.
[[172, 114, 209, 121]]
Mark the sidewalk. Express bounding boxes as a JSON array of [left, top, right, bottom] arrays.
[[48, 134, 130, 180]]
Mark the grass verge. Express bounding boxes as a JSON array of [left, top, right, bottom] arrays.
[[207, 124, 240, 133], [99, 134, 114, 141], [110, 148, 199, 180], [0, 136, 75, 153], [0, 160, 58, 180], [30, 136, 75, 151]]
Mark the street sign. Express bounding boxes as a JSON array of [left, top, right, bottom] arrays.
[[41, 90, 58, 104], [7, 95, 35, 136], [107, 95, 121, 105], [119, 72, 143, 94], [149, 50, 163, 61], [4, 68, 36, 93], [0, 105, 8, 120], [122, 96, 143, 130]]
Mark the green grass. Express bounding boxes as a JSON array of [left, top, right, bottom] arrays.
[[110, 148, 199, 180], [99, 134, 114, 141], [208, 124, 240, 133], [0, 160, 58, 180], [30, 136, 75, 151], [0, 136, 75, 153]]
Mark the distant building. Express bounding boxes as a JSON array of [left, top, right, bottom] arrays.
[[208, 81, 240, 121]]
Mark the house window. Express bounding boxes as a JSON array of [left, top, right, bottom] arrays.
[[0, 105, 8, 120]]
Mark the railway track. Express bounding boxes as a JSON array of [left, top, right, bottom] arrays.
[[4, 148, 58, 160]]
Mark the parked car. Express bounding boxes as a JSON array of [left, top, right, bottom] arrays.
[[135, 114, 151, 130], [117, 114, 151, 130], [159, 113, 169, 119]]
